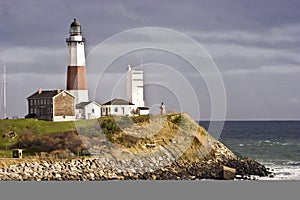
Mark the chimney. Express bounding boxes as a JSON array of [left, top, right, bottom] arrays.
[[38, 88, 42, 94], [57, 89, 61, 94]]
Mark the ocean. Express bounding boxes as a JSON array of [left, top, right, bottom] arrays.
[[199, 121, 300, 180]]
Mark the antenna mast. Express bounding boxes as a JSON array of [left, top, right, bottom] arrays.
[[3, 65, 6, 119]]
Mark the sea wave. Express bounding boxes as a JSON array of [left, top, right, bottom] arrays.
[[256, 140, 296, 147], [256, 160, 300, 180]]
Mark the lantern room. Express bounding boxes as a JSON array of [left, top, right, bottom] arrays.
[[70, 18, 81, 36]]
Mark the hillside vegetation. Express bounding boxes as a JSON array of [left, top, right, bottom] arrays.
[[0, 113, 236, 164], [0, 113, 272, 180], [0, 119, 76, 157]]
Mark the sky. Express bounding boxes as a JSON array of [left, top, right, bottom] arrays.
[[1, 0, 300, 120]]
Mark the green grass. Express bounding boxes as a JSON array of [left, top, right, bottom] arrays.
[[0, 149, 11, 158], [0, 119, 76, 150], [0, 119, 76, 135]]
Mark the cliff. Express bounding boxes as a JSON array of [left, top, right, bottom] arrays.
[[0, 113, 270, 180]]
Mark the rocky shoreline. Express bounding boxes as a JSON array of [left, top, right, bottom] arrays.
[[0, 156, 271, 181]]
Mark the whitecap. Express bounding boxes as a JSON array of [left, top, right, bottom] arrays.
[[256, 161, 300, 180]]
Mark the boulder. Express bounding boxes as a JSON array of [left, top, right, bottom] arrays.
[[222, 166, 236, 180]]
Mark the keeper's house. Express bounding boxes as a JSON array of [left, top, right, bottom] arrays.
[[25, 89, 76, 122], [101, 98, 135, 116]]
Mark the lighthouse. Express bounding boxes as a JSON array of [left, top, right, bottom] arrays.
[[66, 19, 89, 104]]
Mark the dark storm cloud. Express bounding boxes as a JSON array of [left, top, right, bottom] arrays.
[[2, 0, 300, 47], [1, 0, 300, 119]]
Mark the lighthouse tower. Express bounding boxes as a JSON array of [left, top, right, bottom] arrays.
[[66, 19, 89, 104]]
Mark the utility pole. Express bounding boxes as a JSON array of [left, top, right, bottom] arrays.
[[4, 65, 6, 119], [2, 65, 7, 119]]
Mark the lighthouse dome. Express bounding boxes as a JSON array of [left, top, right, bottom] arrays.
[[69, 18, 81, 36], [70, 18, 81, 27]]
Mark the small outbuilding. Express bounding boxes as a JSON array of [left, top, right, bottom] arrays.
[[76, 101, 101, 119], [137, 107, 150, 115], [12, 149, 23, 158]]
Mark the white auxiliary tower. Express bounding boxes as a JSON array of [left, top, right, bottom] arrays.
[[66, 18, 89, 104], [127, 64, 145, 107]]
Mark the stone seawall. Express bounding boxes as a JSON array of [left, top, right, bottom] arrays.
[[0, 156, 270, 181]]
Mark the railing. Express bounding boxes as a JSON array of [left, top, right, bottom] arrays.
[[66, 37, 86, 42]]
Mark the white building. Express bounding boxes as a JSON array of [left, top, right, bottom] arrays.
[[76, 101, 101, 119], [101, 98, 135, 116], [137, 107, 150, 115], [127, 65, 145, 107]]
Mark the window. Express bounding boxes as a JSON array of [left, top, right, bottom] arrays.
[[30, 108, 33, 114], [30, 100, 33, 105], [92, 109, 94, 113], [114, 107, 118, 112]]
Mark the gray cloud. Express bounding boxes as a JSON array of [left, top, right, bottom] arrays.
[[0, 0, 300, 119]]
